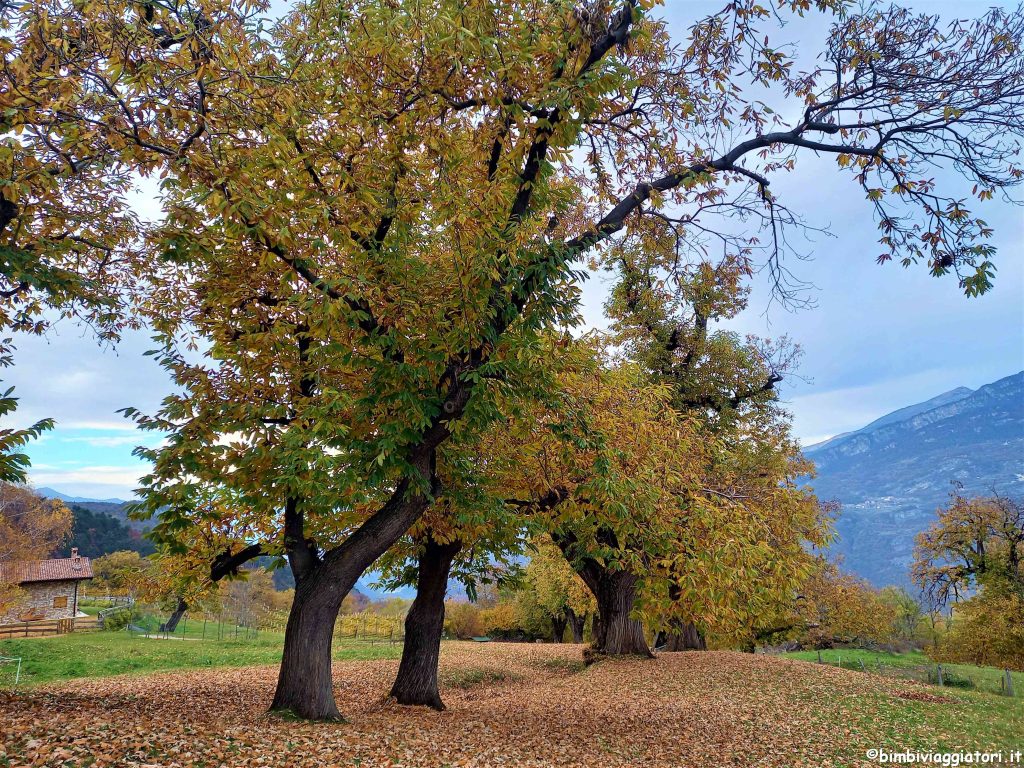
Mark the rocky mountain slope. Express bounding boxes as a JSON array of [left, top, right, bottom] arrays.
[[803, 370, 1024, 587]]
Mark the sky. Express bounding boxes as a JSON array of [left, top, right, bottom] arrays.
[[5, 0, 1023, 500]]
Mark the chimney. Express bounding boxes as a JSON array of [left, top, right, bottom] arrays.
[[71, 548, 81, 570]]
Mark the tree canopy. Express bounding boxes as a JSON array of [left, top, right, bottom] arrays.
[[5, 0, 1024, 718]]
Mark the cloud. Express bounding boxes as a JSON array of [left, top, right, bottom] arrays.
[[27, 464, 145, 500], [46, 370, 102, 396], [62, 421, 140, 432], [2, 325, 171, 432], [62, 435, 151, 448], [29, 465, 144, 486]]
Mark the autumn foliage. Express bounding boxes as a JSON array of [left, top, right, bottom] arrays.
[[1, 0, 1023, 719]]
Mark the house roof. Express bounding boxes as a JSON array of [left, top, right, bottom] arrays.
[[0, 555, 94, 584]]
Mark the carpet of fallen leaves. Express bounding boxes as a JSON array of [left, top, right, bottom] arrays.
[[0, 642, 999, 767]]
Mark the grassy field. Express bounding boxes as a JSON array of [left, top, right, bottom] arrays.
[[0, 644, 1019, 767], [785, 648, 1022, 697], [0, 629, 401, 686]]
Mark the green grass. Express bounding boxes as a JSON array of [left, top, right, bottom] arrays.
[[785, 649, 1023, 697], [537, 656, 586, 674], [0, 630, 401, 687], [803, 687, 1024, 755], [441, 667, 522, 688], [780, 651, 1022, 758]]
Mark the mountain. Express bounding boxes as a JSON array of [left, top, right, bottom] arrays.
[[36, 487, 129, 505], [804, 371, 1024, 587]]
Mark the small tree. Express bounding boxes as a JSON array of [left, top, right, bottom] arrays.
[[913, 492, 1023, 605], [880, 586, 925, 646], [797, 560, 897, 649], [524, 536, 595, 643], [91, 550, 151, 596], [913, 491, 1024, 669], [220, 568, 277, 634]]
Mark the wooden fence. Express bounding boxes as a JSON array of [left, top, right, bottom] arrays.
[[335, 625, 405, 645], [334, 613, 405, 645], [0, 615, 100, 639]]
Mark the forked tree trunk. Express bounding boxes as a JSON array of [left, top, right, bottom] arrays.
[[565, 607, 586, 643], [663, 620, 706, 651], [389, 536, 461, 710], [270, 461, 438, 721], [551, 613, 568, 643]]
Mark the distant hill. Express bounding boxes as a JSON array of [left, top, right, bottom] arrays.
[[36, 487, 129, 505], [57, 504, 155, 559], [35, 489, 154, 534], [804, 370, 1024, 587]]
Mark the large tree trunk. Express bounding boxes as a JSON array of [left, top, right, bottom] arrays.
[[551, 528, 652, 658], [663, 620, 706, 651], [551, 613, 568, 643], [589, 570, 651, 656], [389, 536, 461, 710], [271, 460, 438, 721], [271, 570, 348, 720], [565, 607, 585, 643]]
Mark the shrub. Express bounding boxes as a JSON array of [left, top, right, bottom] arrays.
[[101, 608, 132, 631]]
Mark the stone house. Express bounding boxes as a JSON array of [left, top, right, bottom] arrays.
[[0, 548, 94, 624]]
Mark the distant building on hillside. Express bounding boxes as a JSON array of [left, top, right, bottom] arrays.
[[0, 548, 93, 624]]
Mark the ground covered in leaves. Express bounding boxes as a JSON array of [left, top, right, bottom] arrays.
[[2, 642, 1020, 767]]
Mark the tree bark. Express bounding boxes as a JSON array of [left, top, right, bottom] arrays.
[[551, 613, 568, 643], [663, 620, 706, 651], [591, 612, 604, 647], [565, 607, 585, 643], [389, 536, 461, 710], [589, 570, 651, 656], [565, 561, 651, 657], [551, 528, 651, 657], [270, 568, 348, 720]]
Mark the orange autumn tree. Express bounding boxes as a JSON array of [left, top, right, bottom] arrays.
[[641, 419, 830, 652], [795, 560, 896, 649], [8, 0, 1024, 719], [593, 241, 827, 652], [488, 353, 707, 656]]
